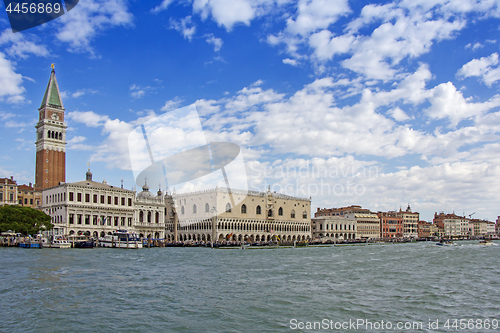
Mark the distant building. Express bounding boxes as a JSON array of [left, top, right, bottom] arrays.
[[418, 221, 439, 238], [486, 221, 496, 236], [496, 217, 500, 235], [315, 205, 379, 239], [469, 219, 489, 237], [396, 205, 419, 238], [170, 187, 311, 243], [41, 170, 136, 236], [134, 182, 167, 239], [17, 183, 42, 208], [378, 211, 403, 239], [433, 212, 469, 238], [0, 177, 18, 205], [311, 216, 357, 240]]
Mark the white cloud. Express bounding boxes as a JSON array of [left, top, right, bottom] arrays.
[[193, 0, 260, 31], [282, 58, 299, 66], [389, 107, 411, 122], [205, 34, 223, 52], [55, 0, 133, 54], [67, 111, 110, 127], [151, 0, 174, 13], [170, 16, 196, 41], [0, 52, 25, 103], [161, 97, 184, 111], [457, 53, 500, 86], [285, 0, 350, 37], [0, 29, 49, 59]]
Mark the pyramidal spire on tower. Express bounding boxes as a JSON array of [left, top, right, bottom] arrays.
[[40, 64, 64, 109]]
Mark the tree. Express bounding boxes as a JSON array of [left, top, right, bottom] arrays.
[[0, 205, 53, 235]]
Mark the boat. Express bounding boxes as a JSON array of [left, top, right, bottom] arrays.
[[99, 230, 143, 249], [436, 239, 455, 246], [47, 235, 71, 248], [74, 238, 95, 248], [479, 240, 494, 246]]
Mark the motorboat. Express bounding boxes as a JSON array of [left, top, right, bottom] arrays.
[[479, 240, 494, 246], [48, 235, 71, 248], [436, 239, 455, 246], [99, 230, 143, 249]]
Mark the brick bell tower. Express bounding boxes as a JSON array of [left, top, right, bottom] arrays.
[[35, 64, 66, 191]]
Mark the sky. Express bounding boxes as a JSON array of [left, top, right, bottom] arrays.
[[1, 0, 500, 222]]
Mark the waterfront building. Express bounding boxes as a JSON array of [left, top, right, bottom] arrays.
[[315, 206, 379, 240], [35, 65, 66, 191], [487, 221, 496, 236], [496, 216, 500, 235], [469, 219, 488, 237], [433, 212, 469, 239], [0, 177, 18, 205], [378, 211, 403, 239], [41, 170, 136, 236], [169, 187, 311, 243], [311, 216, 357, 240], [134, 182, 166, 239], [396, 205, 419, 238]]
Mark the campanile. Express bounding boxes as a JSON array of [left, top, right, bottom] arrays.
[[35, 64, 66, 191]]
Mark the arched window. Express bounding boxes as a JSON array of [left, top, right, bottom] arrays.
[[278, 207, 283, 216], [155, 212, 159, 223], [303, 211, 307, 219], [181, 206, 185, 215], [291, 210, 295, 218], [268, 209, 273, 217], [193, 204, 197, 214], [59, 132, 62, 140], [241, 204, 247, 214], [147, 211, 152, 223], [139, 211, 144, 222], [47, 130, 50, 138], [225, 203, 231, 213], [256, 205, 261, 215], [205, 203, 210, 213]]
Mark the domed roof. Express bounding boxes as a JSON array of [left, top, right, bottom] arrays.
[[137, 180, 153, 199]]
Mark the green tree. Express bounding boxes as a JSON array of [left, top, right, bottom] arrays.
[[0, 205, 53, 235]]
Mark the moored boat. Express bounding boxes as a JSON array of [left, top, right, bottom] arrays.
[[48, 235, 71, 248], [99, 230, 142, 249]]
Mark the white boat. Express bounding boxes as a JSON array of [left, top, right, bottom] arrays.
[[479, 240, 494, 246], [40, 235, 71, 248], [99, 230, 143, 249]]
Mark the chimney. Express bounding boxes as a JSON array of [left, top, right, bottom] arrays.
[[10, 176, 13, 181]]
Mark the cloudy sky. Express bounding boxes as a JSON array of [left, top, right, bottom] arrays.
[[1, 0, 500, 221]]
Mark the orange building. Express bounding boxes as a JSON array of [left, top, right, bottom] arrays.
[[378, 211, 403, 239]]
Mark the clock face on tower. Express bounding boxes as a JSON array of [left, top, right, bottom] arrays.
[[51, 112, 60, 121]]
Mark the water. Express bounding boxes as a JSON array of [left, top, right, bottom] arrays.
[[1, 241, 499, 332]]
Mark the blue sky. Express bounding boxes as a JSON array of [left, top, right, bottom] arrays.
[[1, 0, 500, 222]]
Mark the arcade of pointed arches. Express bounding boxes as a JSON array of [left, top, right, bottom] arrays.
[[173, 217, 311, 243]]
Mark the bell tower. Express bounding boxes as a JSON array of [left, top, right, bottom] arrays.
[[35, 64, 66, 191]]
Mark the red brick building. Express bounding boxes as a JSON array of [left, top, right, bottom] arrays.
[[35, 65, 66, 191]]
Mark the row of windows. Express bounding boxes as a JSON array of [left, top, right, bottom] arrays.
[[138, 211, 161, 223], [0, 193, 14, 201], [178, 222, 310, 232], [68, 192, 132, 206], [180, 203, 308, 219], [319, 224, 355, 231], [68, 214, 132, 227]]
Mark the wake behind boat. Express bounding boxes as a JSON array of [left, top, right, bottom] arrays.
[[99, 230, 142, 249]]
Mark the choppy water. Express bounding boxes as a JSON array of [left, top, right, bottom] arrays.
[[1, 241, 499, 333]]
